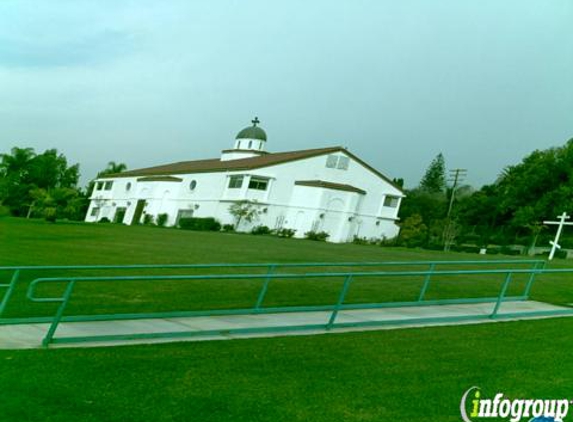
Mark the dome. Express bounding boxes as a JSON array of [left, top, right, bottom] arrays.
[[235, 117, 267, 141]]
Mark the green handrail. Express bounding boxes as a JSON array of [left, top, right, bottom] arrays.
[[25, 266, 572, 347], [0, 259, 545, 318]]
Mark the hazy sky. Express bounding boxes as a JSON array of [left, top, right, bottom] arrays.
[[1, 0, 571, 188]]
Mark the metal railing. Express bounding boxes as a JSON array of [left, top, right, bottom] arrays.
[[0, 259, 546, 319], [23, 264, 571, 348]]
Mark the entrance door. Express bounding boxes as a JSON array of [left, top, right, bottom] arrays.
[[321, 198, 345, 241], [114, 207, 127, 224], [131, 200, 146, 225]]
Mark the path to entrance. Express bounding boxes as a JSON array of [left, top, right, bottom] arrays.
[[0, 300, 568, 349]]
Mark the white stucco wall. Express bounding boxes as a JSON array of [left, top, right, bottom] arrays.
[[86, 149, 404, 242]]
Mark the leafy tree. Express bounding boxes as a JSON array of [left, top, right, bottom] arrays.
[[228, 200, 261, 230], [0, 147, 82, 218], [26, 149, 79, 190], [397, 214, 427, 247], [398, 188, 447, 246], [457, 138, 573, 247], [0, 147, 36, 215], [28, 187, 84, 222], [419, 153, 446, 193]]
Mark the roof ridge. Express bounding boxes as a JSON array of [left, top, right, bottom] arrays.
[[105, 146, 344, 178]]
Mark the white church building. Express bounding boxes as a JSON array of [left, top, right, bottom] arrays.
[[85, 118, 404, 243]]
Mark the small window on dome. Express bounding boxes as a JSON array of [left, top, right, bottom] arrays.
[[189, 180, 197, 191], [248, 140, 252, 149]]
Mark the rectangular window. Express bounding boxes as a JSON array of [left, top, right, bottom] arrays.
[[228, 175, 244, 189], [337, 156, 350, 170], [248, 177, 268, 191], [90, 207, 100, 217], [96, 182, 104, 190], [383, 196, 400, 208], [326, 155, 338, 168], [104, 181, 113, 191], [326, 154, 349, 170]]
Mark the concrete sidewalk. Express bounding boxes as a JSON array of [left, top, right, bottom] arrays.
[[0, 300, 570, 349]]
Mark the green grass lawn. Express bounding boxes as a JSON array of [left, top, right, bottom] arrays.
[[1, 217, 573, 421]]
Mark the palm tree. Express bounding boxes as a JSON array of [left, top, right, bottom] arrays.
[[0, 147, 35, 178], [99, 161, 127, 177], [86, 161, 128, 196]]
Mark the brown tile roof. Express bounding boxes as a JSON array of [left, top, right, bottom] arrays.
[[103, 146, 404, 193], [137, 176, 183, 182], [295, 180, 366, 195]]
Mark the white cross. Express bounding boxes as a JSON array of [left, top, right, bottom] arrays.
[[543, 212, 573, 260]]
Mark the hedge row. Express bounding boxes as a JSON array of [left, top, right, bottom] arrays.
[[178, 217, 221, 231]]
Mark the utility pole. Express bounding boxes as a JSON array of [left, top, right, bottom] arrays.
[[446, 169, 467, 219], [443, 168, 467, 251]]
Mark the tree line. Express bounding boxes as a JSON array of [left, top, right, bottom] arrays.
[[2, 138, 573, 252], [0, 147, 125, 221], [397, 137, 573, 252]]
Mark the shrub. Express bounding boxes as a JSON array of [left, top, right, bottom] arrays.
[[156, 213, 169, 227], [44, 207, 57, 223], [142, 214, 155, 225], [222, 224, 235, 232], [251, 225, 271, 235], [424, 242, 443, 251], [451, 245, 481, 254], [352, 236, 370, 245], [500, 246, 522, 256], [378, 236, 399, 247], [0, 205, 10, 218], [276, 228, 296, 238], [396, 214, 427, 247], [536, 250, 567, 259], [486, 247, 500, 255], [179, 217, 221, 231], [304, 230, 329, 241], [98, 217, 111, 223]]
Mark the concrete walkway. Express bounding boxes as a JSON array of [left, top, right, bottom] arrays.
[[0, 300, 571, 349]]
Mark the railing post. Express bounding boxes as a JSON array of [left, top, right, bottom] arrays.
[[326, 275, 353, 330], [42, 280, 76, 348], [0, 269, 20, 317], [418, 263, 436, 302], [491, 273, 512, 318], [522, 261, 546, 299], [254, 264, 277, 312]]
